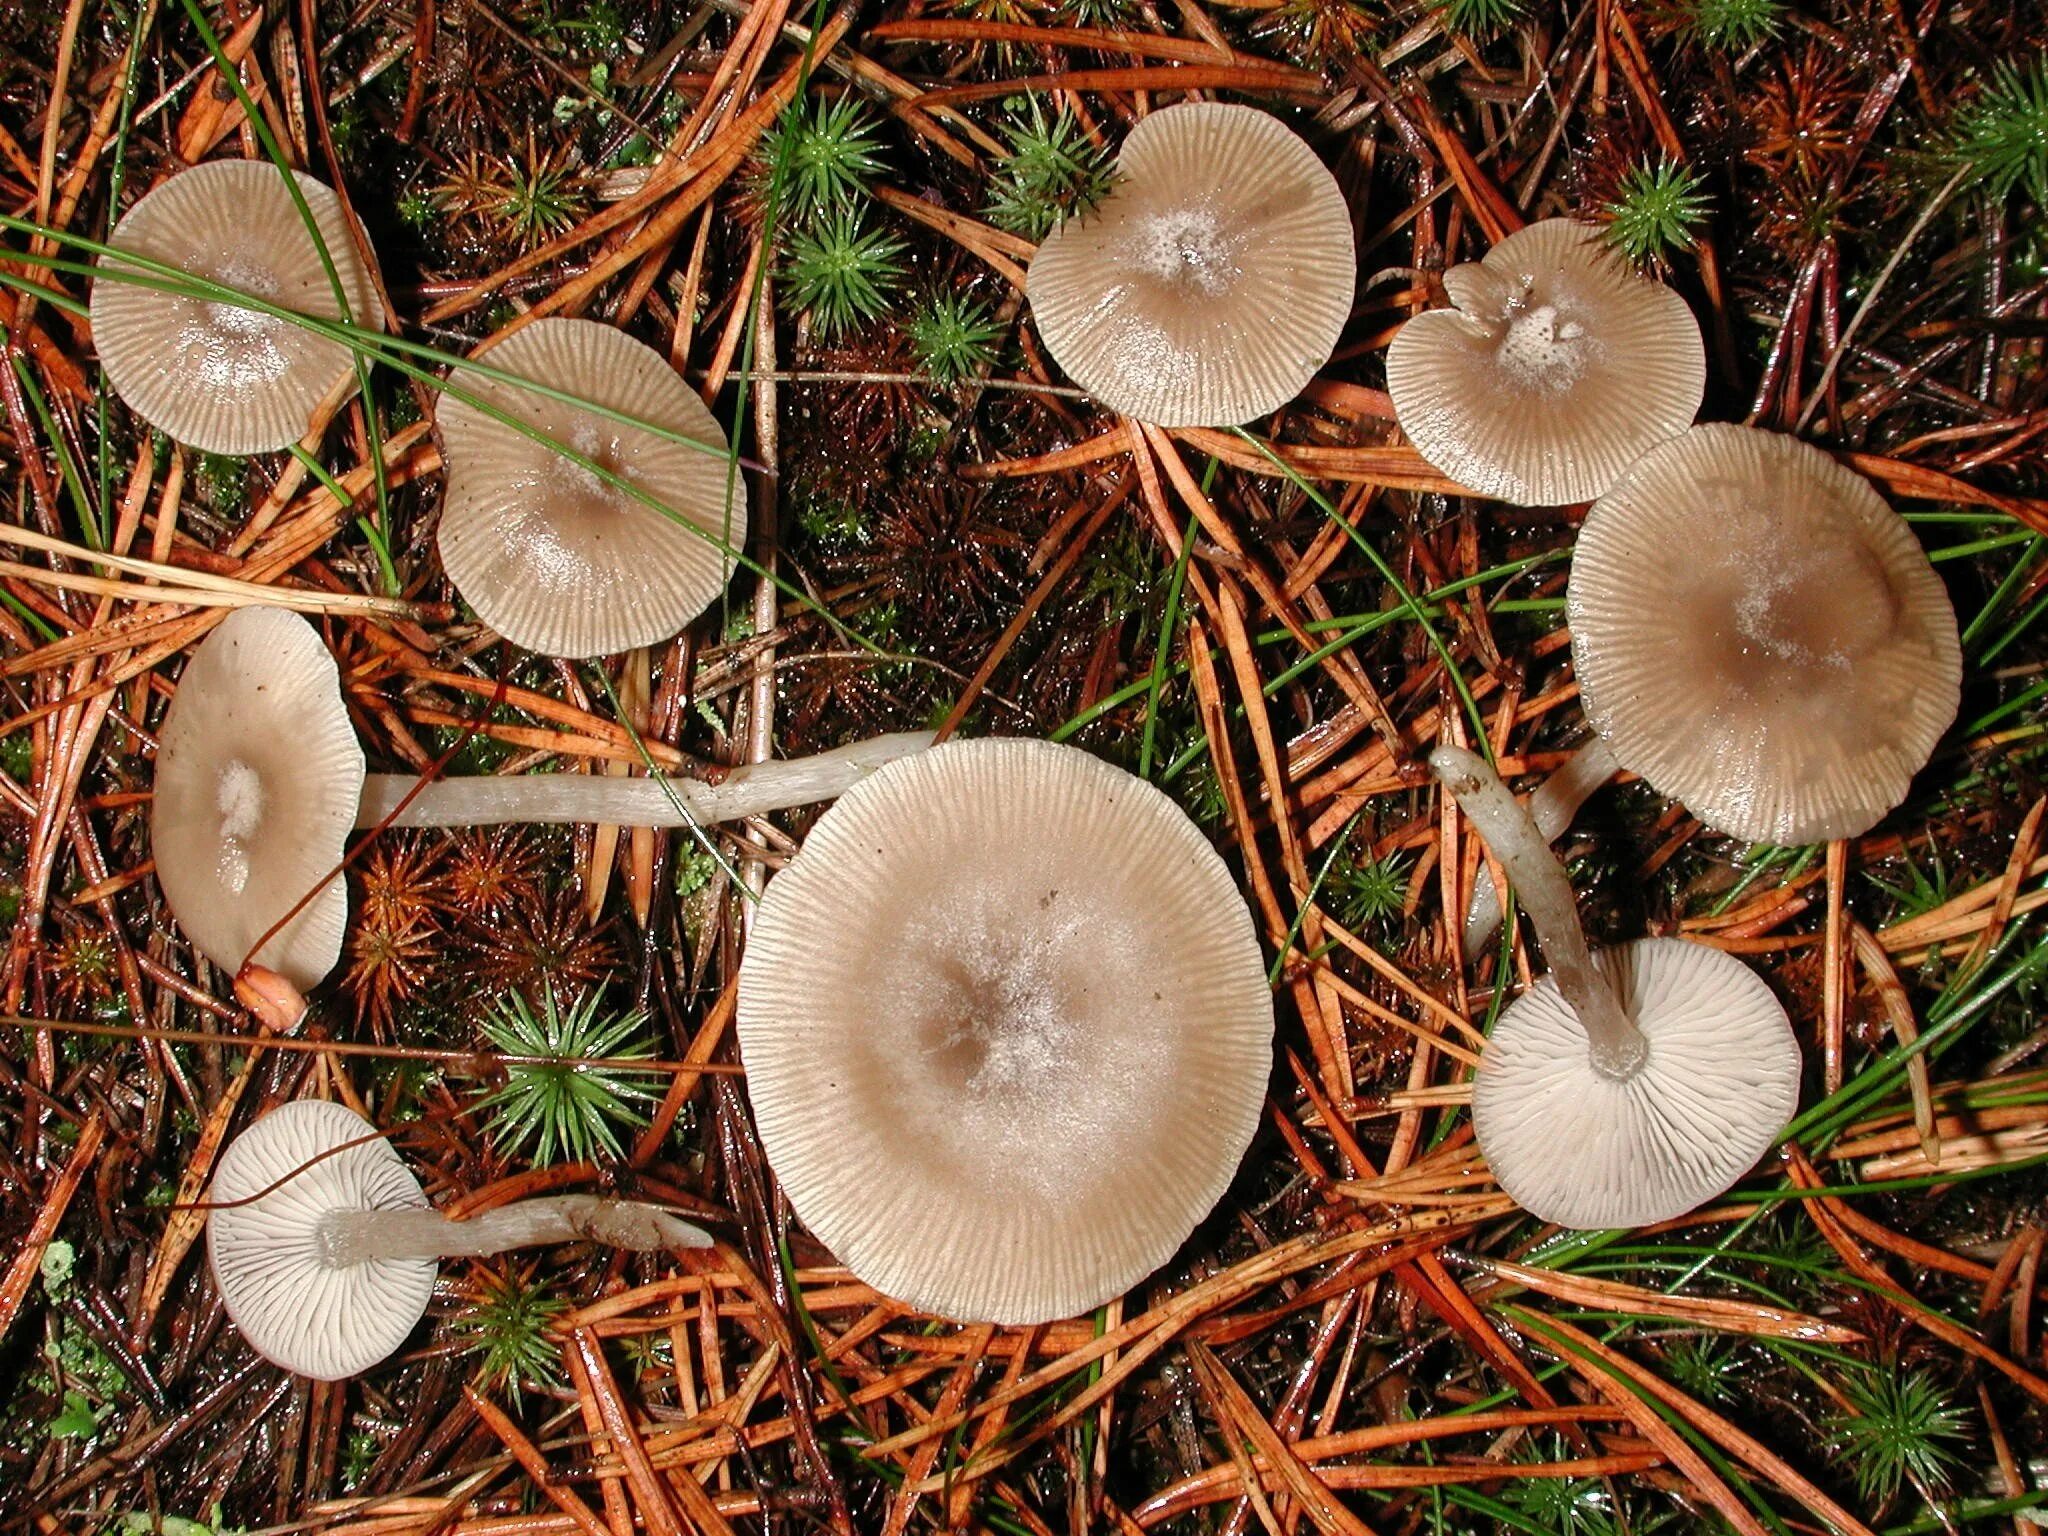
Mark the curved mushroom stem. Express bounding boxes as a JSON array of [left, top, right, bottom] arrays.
[[355, 732, 934, 830], [1430, 744, 1646, 1081], [317, 1196, 713, 1266], [1464, 736, 1620, 952]]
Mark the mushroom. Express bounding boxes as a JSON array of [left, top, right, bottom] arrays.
[[435, 318, 747, 659], [1567, 423, 1962, 845], [153, 605, 363, 993], [206, 1098, 709, 1379], [90, 159, 383, 456], [1025, 102, 1355, 428], [737, 736, 1273, 1323], [1432, 744, 1800, 1229], [153, 607, 931, 988], [1385, 219, 1704, 505]]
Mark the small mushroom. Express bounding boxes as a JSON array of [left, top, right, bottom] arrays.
[[1385, 219, 1704, 505], [1025, 102, 1355, 428], [1567, 423, 1962, 845], [737, 737, 1274, 1323], [153, 607, 930, 987], [206, 1099, 709, 1379], [153, 605, 363, 992], [1432, 744, 1800, 1230], [435, 318, 747, 659], [90, 160, 383, 455]]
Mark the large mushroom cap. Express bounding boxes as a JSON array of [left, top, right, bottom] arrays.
[[1568, 423, 1962, 845], [90, 160, 383, 456], [737, 737, 1274, 1324], [434, 318, 747, 659], [1385, 219, 1704, 505], [152, 606, 364, 990], [1025, 102, 1355, 428], [1473, 938, 1800, 1229], [206, 1099, 436, 1380]]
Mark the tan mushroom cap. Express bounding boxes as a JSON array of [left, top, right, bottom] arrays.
[[91, 160, 383, 456], [1385, 219, 1704, 505], [1024, 102, 1355, 427], [435, 318, 747, 659], [207, 1100, 436, 1380], [153, 606, 364, 990], [1568, 424, 1962, 845], [1473, 938, 1800, 1229], [737, 737, 1274, 1324]]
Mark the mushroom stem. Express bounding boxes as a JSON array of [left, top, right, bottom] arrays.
[[1464, 736, 1620, 952], [354, 732, 935, 830], [318, 1196, 711, 1266], [1429, 744, 1646, 1081]]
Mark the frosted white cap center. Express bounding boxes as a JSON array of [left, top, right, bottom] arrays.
[[1498, 302, 1589, 389], [1134, 207, 1236, 296], [188, 258, 290, 394], [913, 936, 1085, 1100], [214, 757, 265, 894], [544, 419, 634, 505], [878, 887, 1143, 1202]]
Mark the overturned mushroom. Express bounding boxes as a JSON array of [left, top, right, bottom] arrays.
[[207, 1099, 708, 1379], [738, 737, 1274, 1323], [1025, 102, 1354, 427], [153, 608, 930, 986], [435, 318, 747, 659], [1386, 219, 1703, 506], [91, 160, 382, 456], [1568, 424, 1962, 845], [1433, 744, 1800, 1230]]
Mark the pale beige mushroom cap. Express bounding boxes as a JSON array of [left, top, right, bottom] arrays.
[[1385, 219, 1704, 505], [207, 1099, 436, 1380], [435, 318, 746, 659], [91, 160, 382, 456], [737, 737, 1274, 1324], [1568, 424, 1962, 845], [1473, 938, 1800, 1229], [1025, 102, 1355, 427], [152, 606, 364, 990]]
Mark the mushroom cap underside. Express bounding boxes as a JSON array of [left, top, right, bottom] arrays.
[[206, 1099, 436, 1380], [1472, 937, 1801, 1230]]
